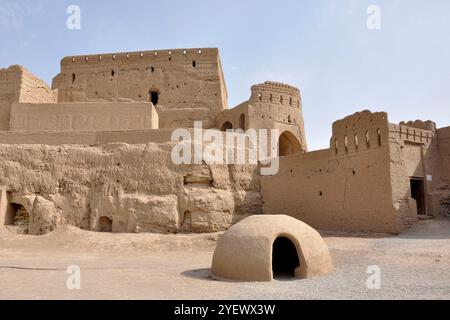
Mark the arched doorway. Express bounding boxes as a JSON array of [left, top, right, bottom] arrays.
[[272, 237, 300, 279], [4, 203, 29, 227], [239, 114, 246, 131], [278, 131, 302, 157], [98, 216, 113, 232], [221, 121, 233, 132]]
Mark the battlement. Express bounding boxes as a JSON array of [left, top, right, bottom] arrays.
[[396, 124, 434, 145], [400, 120, 436, 132], [250, 81, 301, 108], [331, 110, 389, 156], [60, 48, 219, 67]]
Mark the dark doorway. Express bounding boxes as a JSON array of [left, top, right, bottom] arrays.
[[272, 237, 300, 279], [410, 178, 426, 215], [5, 203, 29, 226], [98, 216, 113, 232], [278, 131, 302, 156], [221, 121, 233, 132], [180, 211, 192, 233], [150, 90, 159, 106]]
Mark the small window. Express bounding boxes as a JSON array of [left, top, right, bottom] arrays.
[[111, 70, 115, 77], [344, 135, 349, 153], [150, 90, 159, 106], [280, 96, 284, 105], [72, 73, 76, 83], [258, 93, 262, 101], [334, 138, 338, 154], [289, 97, 293, 106], [366, 131, 370, 149], [150, 67, 155, 73], [270, 94, 273, 103], [239, 114, 246, 130], [192, 61, 197, 68], [377, 129, 382, 147], [354, 134, 359, 151]]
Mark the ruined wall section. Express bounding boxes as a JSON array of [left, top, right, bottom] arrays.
[[18, 68, 55, 104], [0, 66, 55, 131], [261, 111, 400, 234], [0, 141, 261, 235], [0, 66, 21, 130], [218, 81, 307, 152], [52, 48, 228, 129]]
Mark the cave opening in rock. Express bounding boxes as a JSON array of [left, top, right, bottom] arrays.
[[98, 216, 113, 232]]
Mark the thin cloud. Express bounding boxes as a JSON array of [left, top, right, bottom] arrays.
[[0, 1, 43, 30]]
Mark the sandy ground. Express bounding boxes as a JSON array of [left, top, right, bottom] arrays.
[[0, 219, 449, 300]]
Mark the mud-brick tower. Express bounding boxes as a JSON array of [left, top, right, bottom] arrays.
[[248, 81, 308, 155]]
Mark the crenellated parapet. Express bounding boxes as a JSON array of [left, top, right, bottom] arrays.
[[331, 110, 389, 156], [250, 81, 301, 108]]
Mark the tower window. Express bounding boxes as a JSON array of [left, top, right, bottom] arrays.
[[192, 61, 197, 68]]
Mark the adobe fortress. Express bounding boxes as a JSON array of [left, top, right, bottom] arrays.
[[0, 48, 449, 235]]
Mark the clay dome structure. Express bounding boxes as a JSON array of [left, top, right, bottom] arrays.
[[211, 215, 333, 281]]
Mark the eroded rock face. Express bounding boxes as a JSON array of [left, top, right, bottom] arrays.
[[0, 142, 261, 235]]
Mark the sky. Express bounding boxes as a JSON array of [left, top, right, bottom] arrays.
[[0, 0, 449, 150]]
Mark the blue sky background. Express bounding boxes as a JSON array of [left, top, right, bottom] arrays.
[[1, 0, 449, 150]]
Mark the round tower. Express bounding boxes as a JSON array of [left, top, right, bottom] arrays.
[[248, 81, 308, 154]]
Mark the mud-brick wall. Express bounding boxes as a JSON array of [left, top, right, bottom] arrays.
[[52, 48, 228, 129], [10, 102, 159, 131], [0, 65, 55, 131], [388, 122, 446, 225], [261, 147, 398, 233], [261, 110, 401, 234], [0, 142, 261, 235], [438, 127, 450, 181], [435, 126, 450, 216]]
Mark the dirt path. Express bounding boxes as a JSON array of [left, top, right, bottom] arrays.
[[0, 219, 449, 300]]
